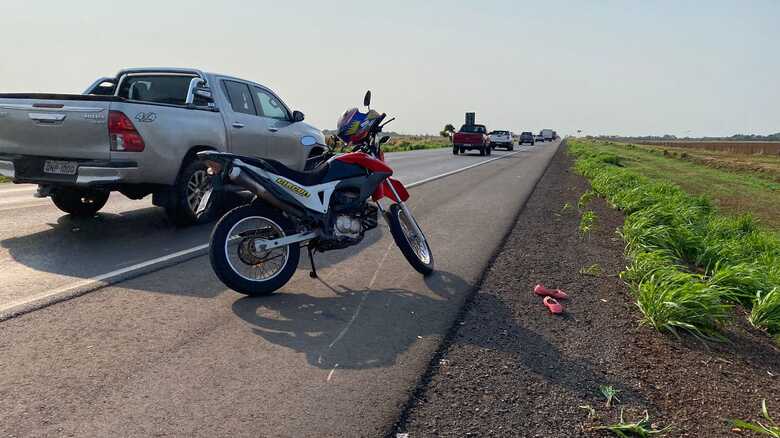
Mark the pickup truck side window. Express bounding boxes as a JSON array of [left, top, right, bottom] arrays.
[[117, 75, 195, 105], [252, 87, 289, 121], [222, 81, 257, 115]]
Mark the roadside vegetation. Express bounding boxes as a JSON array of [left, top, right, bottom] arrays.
[[383, 135, 450, 153], [568, 139, 780, 343], [622, 141, 780, 183], [0, 176, 9, 183], [582, 141, 780, 230]]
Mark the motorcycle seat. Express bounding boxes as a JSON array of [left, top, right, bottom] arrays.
[[240, 156, 332, 187]]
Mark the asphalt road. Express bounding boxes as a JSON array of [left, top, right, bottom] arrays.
[[0, 141, 560, 437]]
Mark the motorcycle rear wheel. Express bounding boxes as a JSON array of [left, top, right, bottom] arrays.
[[209, 204, 300, 296], [386, 203, 434, 275]]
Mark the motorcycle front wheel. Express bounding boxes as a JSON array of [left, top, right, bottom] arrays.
[[209, 204, 300, 296], [386, 203, 434, 275]]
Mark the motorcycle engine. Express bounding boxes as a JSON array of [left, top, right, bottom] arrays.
[[334, 214, 363, 239]]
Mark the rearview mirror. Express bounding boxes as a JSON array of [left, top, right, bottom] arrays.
[[363, 90, 371, 107], [379, 135, 390, 145], [292, 110, 305, 122]]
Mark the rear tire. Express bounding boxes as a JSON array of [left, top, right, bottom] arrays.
[[209, 204, 300, 296], [51, 188, 109, 217], [166, 159, 222, 226], [386, 204, 434, 275]]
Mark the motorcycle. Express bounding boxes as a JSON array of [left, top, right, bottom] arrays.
[[197, 91, 434, 296]]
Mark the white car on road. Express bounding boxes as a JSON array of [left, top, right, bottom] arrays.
[[488, 130, 514, 151]]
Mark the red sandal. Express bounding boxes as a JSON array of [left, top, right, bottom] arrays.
[[534, 283, 569, 300], [543, 296, 564, 314]]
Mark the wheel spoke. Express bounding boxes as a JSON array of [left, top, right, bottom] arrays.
[[226, 216, 290, 282]]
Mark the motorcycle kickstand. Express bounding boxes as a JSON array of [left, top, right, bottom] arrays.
[[307, 245, 318, 278]]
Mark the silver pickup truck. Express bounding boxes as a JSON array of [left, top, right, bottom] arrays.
[[0, 67, 326, 225]]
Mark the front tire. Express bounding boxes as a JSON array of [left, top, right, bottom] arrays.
[[386, 203, 434, 275], [51, 188, 109, 217], [209, 204, 300, 296]]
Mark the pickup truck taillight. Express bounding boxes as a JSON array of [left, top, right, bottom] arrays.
[[108, 111, 145, 152]]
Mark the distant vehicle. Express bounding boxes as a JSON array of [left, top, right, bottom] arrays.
[[0, 67, 325, 225], [452, 124, 491, 156], [488, 130, 514, 151], [541, 129, 555, 142], [519, 132, 535, 145], [534, 134, 544, 142]]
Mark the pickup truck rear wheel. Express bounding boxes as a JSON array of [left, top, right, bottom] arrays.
[[166, 159, 222, 226], [51, 188, 109, 217]]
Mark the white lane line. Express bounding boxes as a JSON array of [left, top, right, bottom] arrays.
[[0, 243, 208, 315], [0, 186, 37, 194], [406, 150, 521, 188], [2, 149, 522, 315]]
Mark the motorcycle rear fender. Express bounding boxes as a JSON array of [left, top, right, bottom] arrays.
[[372, 177, 409, 203]]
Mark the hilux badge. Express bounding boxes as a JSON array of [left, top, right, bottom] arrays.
[[135, 112, 157, 122]]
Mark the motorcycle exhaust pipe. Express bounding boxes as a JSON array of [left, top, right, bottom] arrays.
[[229, 167, 304, 217]]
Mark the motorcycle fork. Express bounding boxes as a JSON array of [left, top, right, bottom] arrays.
[[380, 181, 427, 245]]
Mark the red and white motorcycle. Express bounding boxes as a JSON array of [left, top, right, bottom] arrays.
[[198, 91, 434, 296]]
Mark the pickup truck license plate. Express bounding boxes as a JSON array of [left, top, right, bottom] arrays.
[[43, 160, 78, 175]]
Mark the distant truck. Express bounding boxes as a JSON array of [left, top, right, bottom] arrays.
[[0, 67, 325, 224], [452, 124, 491, 156], [541, 129, 555, 142], [488, 130, 514, 151]]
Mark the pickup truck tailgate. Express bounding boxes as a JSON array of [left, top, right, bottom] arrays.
[[453, 132, 483, 144], [0, 94, 114, 160]]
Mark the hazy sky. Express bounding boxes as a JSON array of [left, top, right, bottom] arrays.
[[1, 0, 778, 137]]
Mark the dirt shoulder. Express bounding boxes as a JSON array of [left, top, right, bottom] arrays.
[[394, 144, 780, 437]]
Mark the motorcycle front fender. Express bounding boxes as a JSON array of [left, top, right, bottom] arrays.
[[372, 177, 409, 203]]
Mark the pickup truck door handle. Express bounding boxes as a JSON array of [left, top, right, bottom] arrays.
[[232, 122, 245, 129], [268, 128, 278, 133]]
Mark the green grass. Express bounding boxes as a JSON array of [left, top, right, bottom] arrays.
[[600, 385, 621, 408], [580, 263, 605, 277], [569, 139, 780, 341], [591, 409, 672, 437], [579, 210, 597, 236], [749, 288, 780, 333], [732, 400, 780, 437], [579, 189, 596, 209], [0, 176, 9, 183]]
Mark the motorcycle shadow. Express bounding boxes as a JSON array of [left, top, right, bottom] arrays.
[[231, 270, 469, 370]]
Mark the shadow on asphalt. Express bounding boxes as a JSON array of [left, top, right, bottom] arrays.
[[0, 192, 379, 296], [231, 270, 468, 370]]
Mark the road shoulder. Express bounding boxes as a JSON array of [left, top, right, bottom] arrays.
[[394, 143, 780, 437]]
